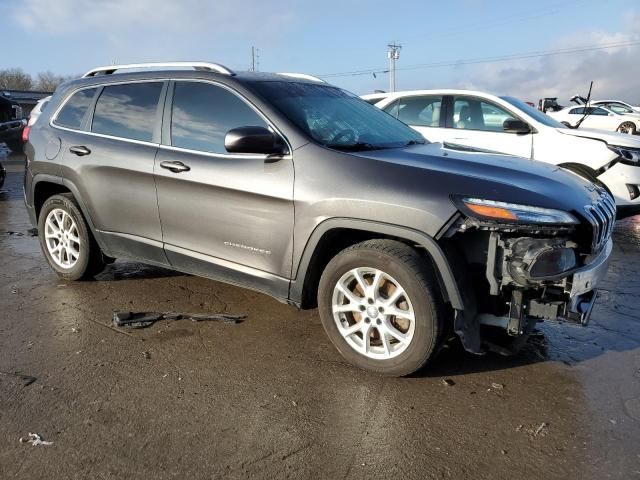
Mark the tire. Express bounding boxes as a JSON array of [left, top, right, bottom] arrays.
[[38, 194, 106, 280], [317, 239, 446, 376], [561, 164, 613, 197], [617, 122, 636, 135]]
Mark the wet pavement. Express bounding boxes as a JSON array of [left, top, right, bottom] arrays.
[[1, 149, 639, 479]]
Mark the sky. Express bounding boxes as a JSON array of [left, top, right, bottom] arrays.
[[2, 0, 639, 103]]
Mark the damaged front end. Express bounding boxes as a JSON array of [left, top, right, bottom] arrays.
[[441, 191, 615, 355]]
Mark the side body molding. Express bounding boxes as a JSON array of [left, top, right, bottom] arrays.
[[289, 218, 464, 311]]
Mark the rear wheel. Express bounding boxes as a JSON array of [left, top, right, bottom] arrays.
[[38, 194, 106, 280], [617, 122, 636, 135], [561, 164, 613, 197], [318, 239, 446, 376]]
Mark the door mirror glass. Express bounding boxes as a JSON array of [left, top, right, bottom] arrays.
[[225, 126, 287, 155], [503, 118, 531, 134]]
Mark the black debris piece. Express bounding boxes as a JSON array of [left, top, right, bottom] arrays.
[[5, 229, 38, 237], [0, 371, 37, 387], [112, 310, 246, 329]]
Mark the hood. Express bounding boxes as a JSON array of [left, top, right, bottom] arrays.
[[351, 142, 603, 219], [556, 127, 640, 148]]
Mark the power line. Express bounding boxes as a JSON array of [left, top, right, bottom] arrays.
[[317, 40, 640, 79]]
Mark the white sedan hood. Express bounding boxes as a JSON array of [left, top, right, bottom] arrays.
[[556, 127, 640, 148]]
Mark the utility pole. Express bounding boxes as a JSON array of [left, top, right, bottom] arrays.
[[250, 46, 261, 72], [387, 42, 401, 92]]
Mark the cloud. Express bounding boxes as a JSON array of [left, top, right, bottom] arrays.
[[460, 10, 640, 104]]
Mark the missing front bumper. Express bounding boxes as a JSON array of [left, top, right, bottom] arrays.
[[480, 238, 612, 331]]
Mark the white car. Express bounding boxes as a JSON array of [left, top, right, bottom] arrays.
[[547, 104, 640, 135], [27, 96, 51, 127], [592, 100, 640, 114], [362, 89, 640, 216]]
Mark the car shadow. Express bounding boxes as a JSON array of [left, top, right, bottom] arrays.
[[92, 261, 186, 282]]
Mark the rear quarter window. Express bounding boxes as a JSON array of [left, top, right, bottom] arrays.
[[54, 88, 98, 129]]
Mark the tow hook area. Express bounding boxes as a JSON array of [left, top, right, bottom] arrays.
[[564, 289, 598, 325]]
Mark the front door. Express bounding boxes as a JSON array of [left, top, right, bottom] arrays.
[[154, 81, 294, 295], [441, 95, 533, 158]]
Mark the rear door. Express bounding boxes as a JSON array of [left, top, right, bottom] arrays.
[[55, 81, 167, 263], [439, 95, 533, 158], [382, 95, 446, 143], [154, 80, 294, 295]]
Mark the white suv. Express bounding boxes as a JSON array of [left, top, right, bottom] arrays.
[[363, 89, 640, 216]]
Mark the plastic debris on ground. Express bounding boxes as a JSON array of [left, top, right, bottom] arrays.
[[112, 310, 246, 329], [20, 433, 53, 446]]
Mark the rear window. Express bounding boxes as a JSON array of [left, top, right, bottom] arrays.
[[91, 82, 163, 142], [54, 88, 97, 129]]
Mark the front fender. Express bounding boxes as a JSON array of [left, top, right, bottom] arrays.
[[289, 217, 464, 311]]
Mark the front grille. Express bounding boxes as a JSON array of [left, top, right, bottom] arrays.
[[583, 189, 616, 253]]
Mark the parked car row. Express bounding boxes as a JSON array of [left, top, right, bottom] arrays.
[[23, 62, 617, 376], [363, 89, 640, 217], [0, 94, 25, 153]]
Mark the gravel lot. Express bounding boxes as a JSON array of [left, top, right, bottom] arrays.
[[1, 151, 639, 479]]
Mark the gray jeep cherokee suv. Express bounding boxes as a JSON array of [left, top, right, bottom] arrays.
[[24, 62, 614, 376]]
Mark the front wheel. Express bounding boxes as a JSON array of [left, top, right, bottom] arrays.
[[617, 122, 637, 135], [318, 239, 446, 376]]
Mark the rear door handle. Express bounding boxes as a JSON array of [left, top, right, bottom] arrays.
[[69, 145, 91, 156], [160, 161, 191, 173]]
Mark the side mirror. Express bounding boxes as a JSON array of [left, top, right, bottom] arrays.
[[224, 126, 287, 155], [503, 118, 531, 134]]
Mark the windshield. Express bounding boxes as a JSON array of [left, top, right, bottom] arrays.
[[249, 81, 426, 150], [500, 96, 567, 129], [606, 104, 633, 114]]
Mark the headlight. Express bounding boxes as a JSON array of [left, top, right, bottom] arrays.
[[455, 197, 579, 224], [507, 238, 577, 283], [608, 145, 640, 165]]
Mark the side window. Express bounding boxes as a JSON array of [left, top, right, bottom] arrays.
[[54, 88, 97, 129], [170, 82, 268, 154], [591, 107, 609, 116], [383, 100, 400, 118], [395, 96, 442, 127], [92, 82, 163, 142], [608, 105, 628, 114], [452, 96, 516, 131], [569, 108, 584, 115]]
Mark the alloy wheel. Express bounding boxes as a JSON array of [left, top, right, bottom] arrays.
[[44, 208, 81, 268], [331, 267, 416, 359]]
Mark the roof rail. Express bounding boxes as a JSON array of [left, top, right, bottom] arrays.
[[277, 72, 325, 83], [82, 62, 236, 78]]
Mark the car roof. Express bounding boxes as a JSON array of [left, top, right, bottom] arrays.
[[362, 89, 504, 102], [58, 68, 330, 95]]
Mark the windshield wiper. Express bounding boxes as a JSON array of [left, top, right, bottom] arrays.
[[404, 140, 427, 147]]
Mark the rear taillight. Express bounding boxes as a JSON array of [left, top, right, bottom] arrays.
[[22, 125, 30, 143]]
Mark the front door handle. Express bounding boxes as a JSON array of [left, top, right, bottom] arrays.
[[69, 145, 91, 156], [160, 161, 191, 173]]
